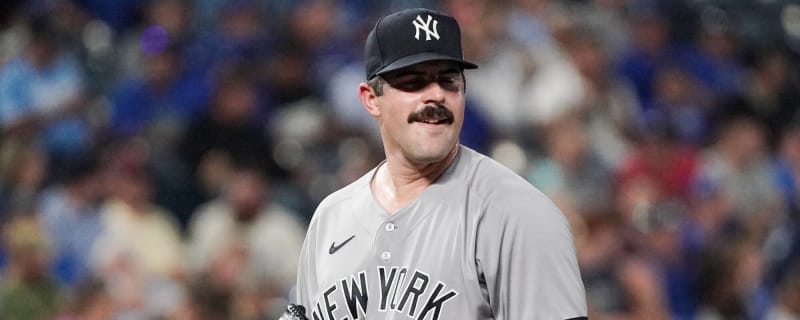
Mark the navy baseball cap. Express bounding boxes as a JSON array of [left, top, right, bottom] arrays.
[[365, 8, 478, 80]]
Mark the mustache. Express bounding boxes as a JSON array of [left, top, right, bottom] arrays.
[[407, 104, 454, 124]]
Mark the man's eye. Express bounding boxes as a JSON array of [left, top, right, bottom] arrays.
[[397, 78, 427, 90], [386, 73, 462, 92], [438, 75, 462, 91], [439, 78, 456, 85]]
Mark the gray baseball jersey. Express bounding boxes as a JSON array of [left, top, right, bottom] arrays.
[[296, 145, 587, 320]]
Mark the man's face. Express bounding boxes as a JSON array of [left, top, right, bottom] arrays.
[[369, 61, 466, 165]]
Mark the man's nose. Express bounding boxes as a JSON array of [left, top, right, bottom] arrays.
[[422, 81, 446, 104]]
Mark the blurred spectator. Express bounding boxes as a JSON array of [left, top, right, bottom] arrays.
[[527, 115, 614, 218], [55, 276, 115, 320], [615, 1, 717, 122], [90, 139, 184, 318], [198, 0, 276, 78], [73, 0, 141, 34], [117, 0, 201, 79], [37, 151, 105, 288], [775, 116, 800, 222], [512, 1, 588, 133], [286, 1, 355, 89], [186, 165, 305, 312], [110, 0, 215, 229], [109, 43, 208, 141], [742, 47, 800, 149], [325, 61, 382, 143], [616, 110, 699, 210], [691, 110, 782, 243], [109, 40, 208, 228], [180, 62, 279, 201], [688, 6, 746, 100], [0, 15, 92, 169], [458, 98, 494, 154], [260, 0, 355, 108], [0, 143, 48, 219], [765, 261, 800, 320], [0, 215, 65, 320], [695, 239, 767, 320], [648, 65, 713, 147], [35, 1, 93, 53], [263, 45, 313, 107], [560, 24, 640, 169], [506, 0, 563, 63], [560, 0, 631, 58], [764, 118, 800, 292], [172, 278, 231, 320], [629, 199, 698, 319], [0, 1, 29, 65], [615, 0, 674, 108], [685, 111, 781, 318], [32, 0, 121, 102], [574, 213, 671, 320]]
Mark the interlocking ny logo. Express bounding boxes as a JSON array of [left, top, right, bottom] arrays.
[[413, 14, 440, 41]]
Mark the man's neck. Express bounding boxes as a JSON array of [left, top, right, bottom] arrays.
[[372, 145, 459, 214]]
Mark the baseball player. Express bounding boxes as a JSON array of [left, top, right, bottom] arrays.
[[294, 7, 587, 320]]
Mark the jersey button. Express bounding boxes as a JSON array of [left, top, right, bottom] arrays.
[[385, 223, 396, 232], [381, 251, 391, 261]]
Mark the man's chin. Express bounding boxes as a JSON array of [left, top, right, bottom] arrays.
[[407, 143, 458, 165]]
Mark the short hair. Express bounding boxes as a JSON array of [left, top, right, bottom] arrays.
[[367, 76, 385, 96]]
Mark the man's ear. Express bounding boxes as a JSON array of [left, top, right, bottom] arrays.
[[359, 82, 381, 118]]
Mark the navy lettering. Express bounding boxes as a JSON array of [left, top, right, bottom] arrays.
[[323, 284, 338, 320], [378, 266, 397, 311], [341, 272, 369, 319], [390, 267, 408, 310], [417, 282, 458, 320], [313, 268, 459, 319], [312, 302, 324, 320], [398, 271, 430, 317]]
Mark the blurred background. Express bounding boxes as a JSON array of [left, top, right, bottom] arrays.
[[0, 0, 799, 319]]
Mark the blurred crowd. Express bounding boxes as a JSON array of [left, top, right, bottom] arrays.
[[0, 0, 799, 319]]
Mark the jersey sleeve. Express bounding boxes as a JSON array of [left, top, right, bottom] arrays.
[[474, 188, 587, 319], [295, 214, 318, 309]]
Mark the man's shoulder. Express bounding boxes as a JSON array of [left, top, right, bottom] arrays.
[[458, 146, 539, 196], [459, 146, 562, 221]]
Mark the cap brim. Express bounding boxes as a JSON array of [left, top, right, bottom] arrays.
[[373, 52, 478, 78]]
